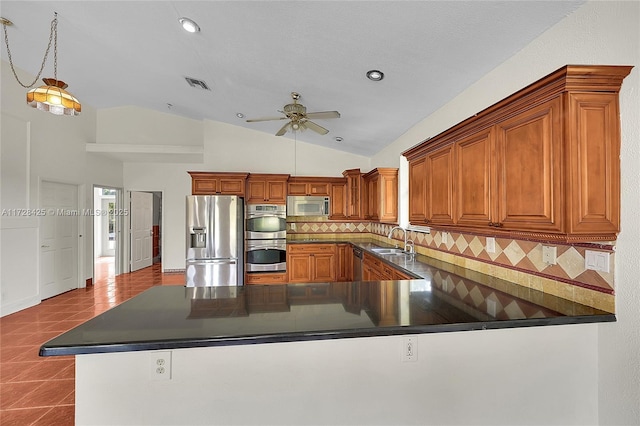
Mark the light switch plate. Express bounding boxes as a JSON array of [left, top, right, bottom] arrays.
[[585, 250, 610, 273], [486, 237, 496, 253], [542, 246, 557, 265]]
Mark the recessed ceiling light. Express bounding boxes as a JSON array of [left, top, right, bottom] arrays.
[[334, 137, 343, 142], [366, 70, 384, 81], [179, 17, 200, 33], [236, 113, 244, 119]]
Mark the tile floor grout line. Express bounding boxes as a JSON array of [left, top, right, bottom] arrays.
[[0, 261, 184, 425]]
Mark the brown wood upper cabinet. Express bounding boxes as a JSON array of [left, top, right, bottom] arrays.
[[188, 172, 249, 196], [329, 181, 348, 220], [403, 65, 632, 242], [246, 174, 289, 204], [287, 177, 331, 196], [343, 169, 363, 219], [363, 168, 398, 223]]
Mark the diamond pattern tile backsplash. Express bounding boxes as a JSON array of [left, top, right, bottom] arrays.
[[287, 219, 615, 311]]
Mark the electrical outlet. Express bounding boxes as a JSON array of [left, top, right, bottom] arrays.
[[486, 237, 496, 253], [442, 232, 448, 245], [486, 299, 497, 317], [542, 246, 557, 265], [150, 351, 172, 380], [402, 337, 418, 362], [290, 223, 296, 231], [585, 250, 610, 273]]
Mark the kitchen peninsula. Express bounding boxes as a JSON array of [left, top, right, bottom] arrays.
[[41, 243, 612, 425]]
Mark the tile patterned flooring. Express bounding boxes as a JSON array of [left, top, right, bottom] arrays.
[[0, 259, 184, 425]]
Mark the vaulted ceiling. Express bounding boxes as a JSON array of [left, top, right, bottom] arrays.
[[0, 1, 584, 156]]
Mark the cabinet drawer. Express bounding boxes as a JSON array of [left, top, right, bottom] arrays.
[[288, 243, 336, 253], [245, 272, 287, 285]]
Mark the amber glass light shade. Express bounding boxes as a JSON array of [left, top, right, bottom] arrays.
[[26, 78, 81, 116]]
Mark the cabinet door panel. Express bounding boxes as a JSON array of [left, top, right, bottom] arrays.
[[287, 183, 307, 196], [312, 254, 336, 282], [246, 180, 267, 203], [496, 99, 562, 232], [329, 183, 347, 219], [409, 157, 427, 224], [308, 183, 330, 196], [456, 128, 493, 227], [219, 179, 245, 195], [266, 180, 287, 203], [287, 254, 312, 282], [192, 178, 218, 195], [380, 173, 398, 222], [567, 92, 620, 234], [427, 145, 455, 224]]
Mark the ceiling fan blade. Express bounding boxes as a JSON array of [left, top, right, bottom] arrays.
[[246, 116, 287, 123], [304, 120, 329, 135], [275, 122, 290, 136], [305, 111, 340, 120]]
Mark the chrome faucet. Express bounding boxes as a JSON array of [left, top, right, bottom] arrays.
[[388, 226, 414, 254]]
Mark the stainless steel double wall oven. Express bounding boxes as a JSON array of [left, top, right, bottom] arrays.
[[245, 204, 286, 273]]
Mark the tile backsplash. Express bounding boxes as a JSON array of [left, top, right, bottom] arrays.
[[286, 218, 615, 312]]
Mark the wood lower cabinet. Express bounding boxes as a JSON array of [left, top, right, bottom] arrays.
[[246, 174, 289, 204], [336, 243, 352, 282], [245, 272, 287, 285], [362, 252, 414, 281], [188, 172, 249, 196], [287, 244, 336, 283], [403, 65, 632, 242]]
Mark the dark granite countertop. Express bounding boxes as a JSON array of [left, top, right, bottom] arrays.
[[41, 243, 614, 356]]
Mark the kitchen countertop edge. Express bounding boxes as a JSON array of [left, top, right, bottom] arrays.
[[39, 312, 615, 357]]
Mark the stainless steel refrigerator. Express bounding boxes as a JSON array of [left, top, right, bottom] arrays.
[[185, 195, 244, 287]]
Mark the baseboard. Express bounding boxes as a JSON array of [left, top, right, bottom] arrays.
[[0, 295, 41, 318]]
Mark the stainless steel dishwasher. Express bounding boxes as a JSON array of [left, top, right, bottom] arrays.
[[352, 246, 363, 281]]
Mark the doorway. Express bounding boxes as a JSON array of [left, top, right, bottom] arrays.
[[93, 186, 123, 283], [127, 190, 163, 273]]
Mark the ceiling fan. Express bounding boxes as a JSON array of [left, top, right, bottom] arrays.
[[246, 92, 340, 136]]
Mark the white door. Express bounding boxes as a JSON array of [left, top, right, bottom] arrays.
[[40, 181, 79, 299], [130, 191, 153, 272]]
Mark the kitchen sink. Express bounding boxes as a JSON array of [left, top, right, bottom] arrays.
[[370, 247, 407, 255]]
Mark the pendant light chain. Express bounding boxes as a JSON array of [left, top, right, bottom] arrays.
[[2, 13, 57, 88]]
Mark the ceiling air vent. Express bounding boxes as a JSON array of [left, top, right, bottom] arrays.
[[184, 77, 210, 90]]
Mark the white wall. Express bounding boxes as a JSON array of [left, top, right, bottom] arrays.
[[0, 60, 124, 315], [97, 106, 203, 146], [77, 325, 599, 426], [373, 2, 640, 424], [124, 119, 371, 270]]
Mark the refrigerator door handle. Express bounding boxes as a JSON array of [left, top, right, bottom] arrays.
[[188, 259, 237, 264]]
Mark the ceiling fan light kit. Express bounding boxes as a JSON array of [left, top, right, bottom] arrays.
[[246, 92, 340, 136]]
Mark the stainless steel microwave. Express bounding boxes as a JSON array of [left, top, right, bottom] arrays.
[[286, 196, 330, 216]]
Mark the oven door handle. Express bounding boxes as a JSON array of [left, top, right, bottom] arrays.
[[247, 213, 286, 219], [246, 246, 285, 251]]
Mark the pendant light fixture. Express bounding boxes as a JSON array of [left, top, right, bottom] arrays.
[[1, 13, 81, 116]]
